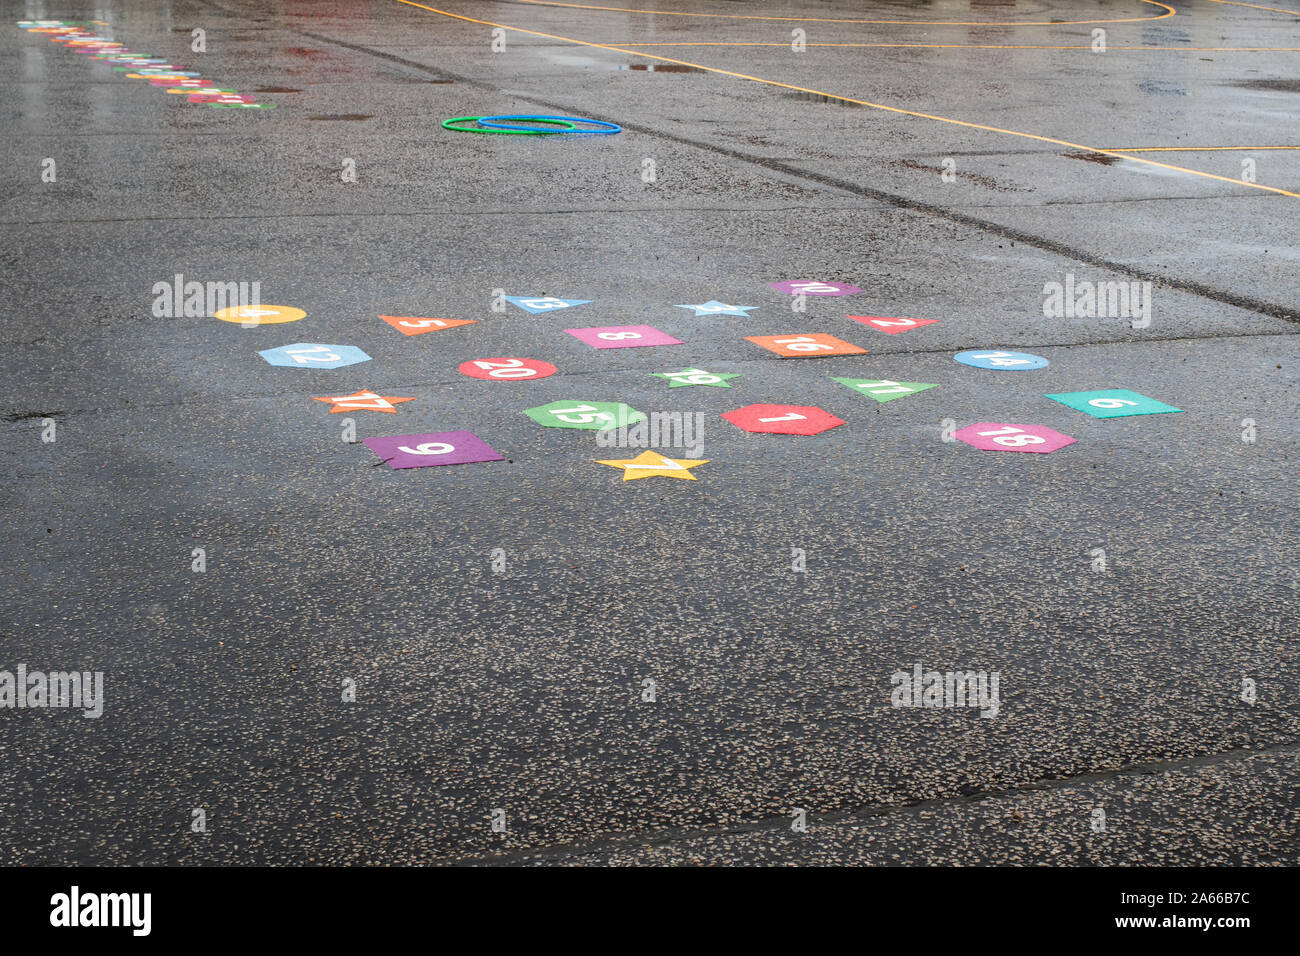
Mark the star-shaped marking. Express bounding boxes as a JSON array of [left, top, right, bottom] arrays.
[[595, 450, 710, 481], [312, 390, 415, 413], [675, 300, 757, 318], [650, 367, 741, 388]]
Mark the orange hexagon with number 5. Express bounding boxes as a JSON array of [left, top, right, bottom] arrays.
[[745, 333, 866, 358]]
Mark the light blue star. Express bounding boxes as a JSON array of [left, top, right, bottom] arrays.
[[675, 300, 757, 318]]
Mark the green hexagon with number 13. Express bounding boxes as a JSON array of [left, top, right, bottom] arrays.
[[523, 401, 647, 431]]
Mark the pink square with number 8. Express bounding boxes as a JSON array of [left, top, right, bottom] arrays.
[[565, 325, 683, 349], [953, 422, 1075, 453]]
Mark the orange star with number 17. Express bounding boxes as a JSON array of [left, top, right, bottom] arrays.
[[595, 450, 709, 481], [312, 390, 415, 413]]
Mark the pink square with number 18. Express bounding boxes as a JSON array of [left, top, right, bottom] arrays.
[[953, 422, 1076, 453], [565, 325, 683, 349]]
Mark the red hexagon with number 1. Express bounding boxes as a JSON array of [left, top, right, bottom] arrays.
[[721, 404, 846, 436]]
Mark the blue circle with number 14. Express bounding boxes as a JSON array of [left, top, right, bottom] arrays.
[[954, 349, 1049, 370]]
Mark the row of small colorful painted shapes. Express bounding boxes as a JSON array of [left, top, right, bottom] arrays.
[[16, 21, 272, 108]]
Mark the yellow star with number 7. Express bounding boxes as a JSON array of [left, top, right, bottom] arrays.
[[595, 450, 709, 481]]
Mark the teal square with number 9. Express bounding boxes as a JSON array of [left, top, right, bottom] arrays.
[[1044, 389, 1182, 419]]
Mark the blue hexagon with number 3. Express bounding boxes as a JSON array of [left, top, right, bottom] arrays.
[[259, 343, 371, 369]]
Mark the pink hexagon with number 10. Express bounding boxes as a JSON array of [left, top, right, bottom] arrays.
[[953, 422, 1076, 454]]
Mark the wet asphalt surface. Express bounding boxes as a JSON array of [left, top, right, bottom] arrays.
[[0, 0, 1297, 865]]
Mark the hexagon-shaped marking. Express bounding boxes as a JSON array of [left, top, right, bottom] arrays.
[[258, 343, 370, 369], [721, 404, 846, 436], [953, 422, 1075, 453], [523, 400, 647, 431]]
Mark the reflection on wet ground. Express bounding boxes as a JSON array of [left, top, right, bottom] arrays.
[[1232, 78, 1300, 93], [785, 90, 864, 107]]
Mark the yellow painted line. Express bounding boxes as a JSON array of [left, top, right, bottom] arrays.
[[391, 0, 1300, 198], [614, 42, 1300, 51], [1102, 145, 1300, 151], [511, 0, 1178, 26], [1202, 0, 1300, 13]]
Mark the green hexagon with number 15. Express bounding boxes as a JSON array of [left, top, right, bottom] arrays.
[[523, 401, 647, 431]]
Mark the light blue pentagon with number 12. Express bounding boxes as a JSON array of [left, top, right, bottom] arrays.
[[954, 349, 1049, 370], [258, 343, 371, 369]]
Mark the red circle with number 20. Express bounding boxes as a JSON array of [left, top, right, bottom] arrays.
[[457, 357, 558, 381]]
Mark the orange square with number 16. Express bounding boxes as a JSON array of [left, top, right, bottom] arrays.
[[745, 333, 867, 358]]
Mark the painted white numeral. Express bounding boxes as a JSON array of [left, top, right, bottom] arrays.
[[398, 442, 454, 455], [288, 346, 340, 363], [474, 359, 535, 379], [972, 351, 1030, 366], [976, 426, 1045, 447], [626, 456, 683, 470], [552, 404, 612, 424], [857, 380, 912, 395], [399, 319, 448, 328], [759, 412, 806, 422], [522, 298, 566, 310], [330, 391, 390, 410], [597, 331, 642, 340], [791, 282, 837, 293], [670, 369, 721, 385], [873, 318, 915, 327], [774, 336, 831, 351], [995, 434, 1045, 446], [1088, 398, 1139, 409]]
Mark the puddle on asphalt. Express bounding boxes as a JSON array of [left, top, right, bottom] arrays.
[[890, 158, 1027, 192], [786, 90, 863, 107], [308, 114, 374, 121], [1231, 79, 1300, 93], [1138, 79, 1186, 96], [1064, 152, 1119, 165], [533, 52, 699, 72], [620, 63, 702, 73]]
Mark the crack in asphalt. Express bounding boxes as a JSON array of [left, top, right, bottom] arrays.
[[2, 326, 1295, 425], [448, 735, 1300, 865], [2, 205, 864, 227]]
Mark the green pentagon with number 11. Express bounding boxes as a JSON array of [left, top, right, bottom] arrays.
[[523, 401, 647, 430]]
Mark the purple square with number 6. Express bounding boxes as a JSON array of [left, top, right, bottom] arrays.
[[363, 431, 504, 469]]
